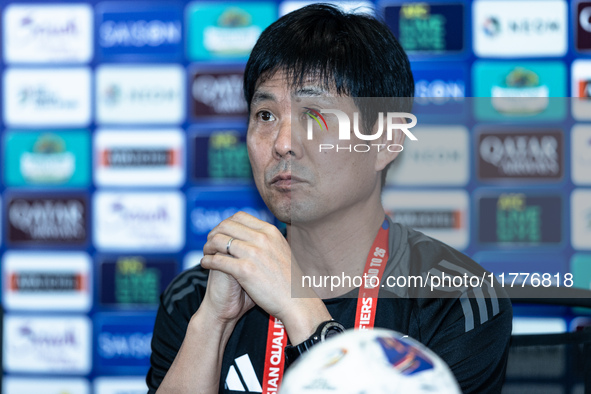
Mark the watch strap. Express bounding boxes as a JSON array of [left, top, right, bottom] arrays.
[[284, 320, 344, 368]]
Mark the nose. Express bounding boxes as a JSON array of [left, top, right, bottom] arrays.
[[273, 115, 296, 159]]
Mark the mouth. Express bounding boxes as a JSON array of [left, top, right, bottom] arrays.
[[269, 173, 305, 190]]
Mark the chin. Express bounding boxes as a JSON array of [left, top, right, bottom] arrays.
[[265, 198, 291, 224], [273, 209, 292, 225], [278, 203, 324, 225]]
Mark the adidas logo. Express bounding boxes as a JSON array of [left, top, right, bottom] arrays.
[[225, 354, 263, 392]]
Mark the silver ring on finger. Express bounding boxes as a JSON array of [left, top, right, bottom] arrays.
[[226, 237, 235, 255]]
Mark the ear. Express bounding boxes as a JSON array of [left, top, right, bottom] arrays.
[[374, 115, 406, 172]]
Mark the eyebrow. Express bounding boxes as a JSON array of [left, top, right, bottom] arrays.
[[250, 85, 331, 108], [294, 86, 330, 97], [251, 91, 277, 108]]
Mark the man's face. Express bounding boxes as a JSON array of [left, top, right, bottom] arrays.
[[246, 71, 384, 225]]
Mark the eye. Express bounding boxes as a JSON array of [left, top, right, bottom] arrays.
[[257, 110, 276, 122]]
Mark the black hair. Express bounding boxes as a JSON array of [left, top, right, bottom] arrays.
[[244, 3, 413, 102], [244, 3, 414, 185]]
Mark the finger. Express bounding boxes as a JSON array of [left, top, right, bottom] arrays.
[[201, 253, 246, 279], [207, 215, 254, 242], [203, 233, 236, 256], [209, 216, 278, 246], [227, 211, 273, 232], [203, 233, 252, 259]]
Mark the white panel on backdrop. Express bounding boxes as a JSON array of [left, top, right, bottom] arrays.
[[571, 60, 591, 120], [386, 126, 469, 186], [571, 189, 591, 250], [94, 129, 185, 187], [279, 1, 374, 16], [3, 315, 92, 374], [3, 4, 93, 63], [473, 0, 567, 57], [571, 126, 591, 185], [93, 191, 185, 251], [3, 68, 91, 126], [2, 251, 92, 312], [4, 377, 90, 394], [94, 377, 147, 394], [96, 65, 185, 124], [383, 190, 470, 250]]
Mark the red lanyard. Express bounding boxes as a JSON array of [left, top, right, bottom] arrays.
[[261, 219, 390, 393]]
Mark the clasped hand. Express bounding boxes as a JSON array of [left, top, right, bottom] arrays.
[[201, 212, 296, 323]]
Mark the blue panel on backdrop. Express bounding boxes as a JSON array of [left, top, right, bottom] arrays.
[[99, 256, 179, 308], [384, 3, 465, 54], [96, 2, 184, 61], [187, 187, 275, 247], [94, 313, 156, 374], [478, 193, 563, 246], [411, 64, 468, 120], [190, 127, 252, 181]]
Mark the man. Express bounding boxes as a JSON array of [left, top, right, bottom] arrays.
[[147, 4, 512, 393]]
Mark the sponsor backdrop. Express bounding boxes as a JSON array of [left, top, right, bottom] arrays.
[[0, 0, 588, 392]]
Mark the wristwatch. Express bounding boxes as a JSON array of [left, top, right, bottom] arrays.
[[284, 320, 345, 367]]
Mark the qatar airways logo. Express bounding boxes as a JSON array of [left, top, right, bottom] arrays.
[[305, 109, 418, 152]]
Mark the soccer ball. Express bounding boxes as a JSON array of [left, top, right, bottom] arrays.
[[280, 328, 461, 394]]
